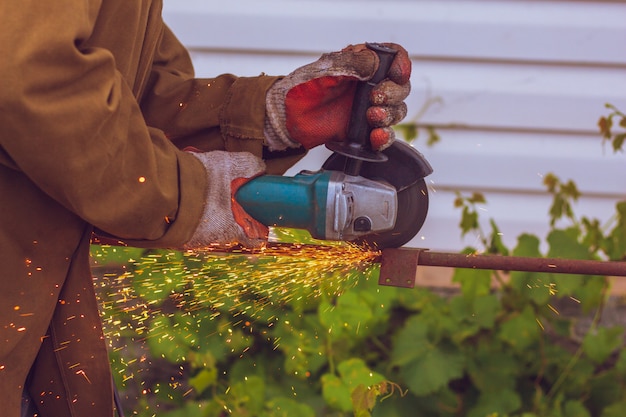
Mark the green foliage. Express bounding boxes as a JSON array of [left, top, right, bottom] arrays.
[[394, 93, 443, 147], [392, 314, 465, 396], [322, 358, 386, 412], [598, 103, 626, 153], [543, 173, 581, 227], [396, 122, 441, 147], [94, 108, 626, 416]]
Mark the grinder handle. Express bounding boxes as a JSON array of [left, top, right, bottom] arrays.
[[326, 43, 398, 175], [346, 43, 398, 150]]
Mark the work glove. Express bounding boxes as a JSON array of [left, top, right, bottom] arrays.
[[265, 43, 411, 152], [184, 150, 268, 249]]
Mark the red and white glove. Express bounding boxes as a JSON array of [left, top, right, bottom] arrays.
[[265, 43, 411, 152], [184, 150, 268, 249]]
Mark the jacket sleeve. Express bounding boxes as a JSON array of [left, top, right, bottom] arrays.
[[139, 25, 306, 175], [0, 1, 275, 247]]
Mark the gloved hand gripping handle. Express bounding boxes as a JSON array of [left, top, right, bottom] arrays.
[[326, 42, 398, 176]]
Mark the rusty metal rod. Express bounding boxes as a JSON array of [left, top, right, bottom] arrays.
[[417, 250, 626, 276], [378, 248, 626, 288]]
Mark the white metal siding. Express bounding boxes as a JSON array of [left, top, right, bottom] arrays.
[[163, 0, 626, 252]]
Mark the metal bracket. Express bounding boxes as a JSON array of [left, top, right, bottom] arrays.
[[378, 248, 425, 288]]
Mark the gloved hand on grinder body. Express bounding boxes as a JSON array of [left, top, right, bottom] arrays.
[[265, 43, 411, 152], [183, 150, 269, 249]]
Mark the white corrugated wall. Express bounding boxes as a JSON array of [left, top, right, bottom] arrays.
[[162, 0, 626, 253]]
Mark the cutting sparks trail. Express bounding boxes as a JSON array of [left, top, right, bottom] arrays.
[[94, 240, 380, 342]]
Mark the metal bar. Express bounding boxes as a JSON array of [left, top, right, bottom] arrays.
[[379, 248, 626, 288], [419, 251, 626, 276]]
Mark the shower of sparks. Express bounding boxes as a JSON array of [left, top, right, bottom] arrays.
[[92, 234, 381, 409], [93, 236, 380, 345]]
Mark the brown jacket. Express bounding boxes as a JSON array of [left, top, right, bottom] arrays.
[[0, 1, 302, 416]]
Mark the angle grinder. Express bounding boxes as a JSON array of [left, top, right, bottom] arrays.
[[235, 43, 433, 249]]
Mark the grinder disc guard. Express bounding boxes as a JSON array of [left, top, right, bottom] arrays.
[[322, 140, 433, 249]]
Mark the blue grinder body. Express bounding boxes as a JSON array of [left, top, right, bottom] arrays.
[[235, 171, 332, 240]]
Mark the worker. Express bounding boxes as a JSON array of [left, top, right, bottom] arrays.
[[0, 1, 411, 417]]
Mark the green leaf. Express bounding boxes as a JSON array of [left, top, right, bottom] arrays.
[[227, 375, 266, 414], [602, 401, 626, 417], [467, 388, 522, 417], [351, 384, 377, 417], [598, 116, 612, 138], [449, 294, 499, 341], [563, 400, 591, 417], [581, 216, 604, 254], [318, 291, 373, 341], [454, 193, 464, 208], [514, 233, 542, 257], [460, 206, 479, 236], [612, 132, 626, 153], [400, 344, 465, 396], [322, 359, 386, 413], [322, 373, 353, 412], [271, 313, 326, 377], [575, 275, 608, 312], [582, 326, 624, 364], [452, 266, 492, 299], [488, 219, 509, 255], [543, 172, 559, 193], [355, 273, 398, 314], [395, 123, 418, 142], [547, 228, 589, 259], [544, 174, 580, 225], [338, 358, 386, 389], [561, 180, 581, 201], [498, 306, 541, 351], [469, 192, 487, 204], [473, 294, 500, 328], [390, 315, 429, 366], [426, 125, 441, 146], [264, 397, 316, 417], [602, 201, 626, 260], [188, 368, 217, 394], [467, 344, 519, 392], [392, 316, 464, 395]]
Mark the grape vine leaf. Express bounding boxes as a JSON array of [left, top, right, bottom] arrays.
[[392, 316, 465, 395], [498, 305, 541, 351], [582, 326, 624, 364], [321, 358, 386, 412], [467, 388, 522, 417], [263, 397, 316, 417]]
